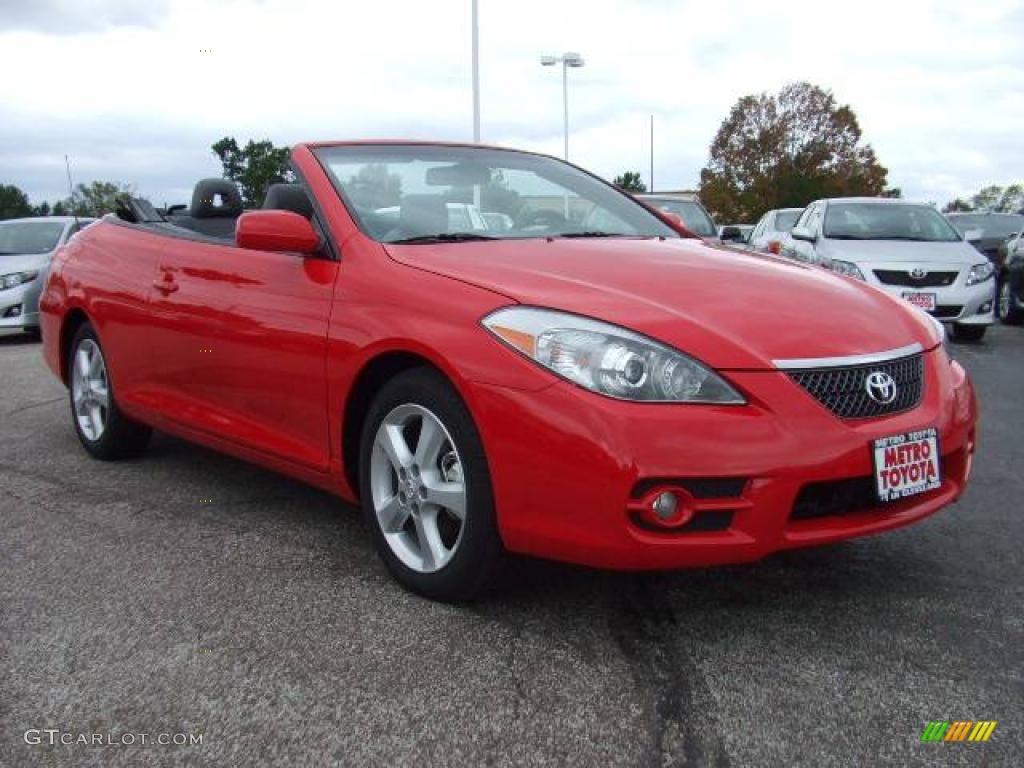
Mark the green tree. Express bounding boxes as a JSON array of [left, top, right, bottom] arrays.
[[612, 171, 647, 193], [211, 137, 293, 208], [0, 184, 33, 220], [345, 163, 403, 209], [33, 201, 51, 217], [699, 82, 890, 222], [63, 181, 135, 217], [942, 184, 1024, 213]]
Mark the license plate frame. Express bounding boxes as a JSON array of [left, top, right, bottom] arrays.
[[872, 428, 942, 503], [901, 291, 937, 311]]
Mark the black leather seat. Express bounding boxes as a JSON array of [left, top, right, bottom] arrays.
[[263, 183, 314, 219], [188, 179, 244, 239]]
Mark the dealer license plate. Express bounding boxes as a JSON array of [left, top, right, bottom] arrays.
[[901, 291, 937, 311], [872, 428, 942, 503]]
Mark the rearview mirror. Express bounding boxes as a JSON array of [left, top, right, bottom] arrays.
[[720, 225, 745, 242], [425, 163, 493, 187], [236, 210, 320, 254], [790, 226, 816, 242]]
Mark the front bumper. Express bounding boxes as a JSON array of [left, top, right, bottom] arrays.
[[862, 266, 995, 326], [469, 347, 976, 570], [0, 281, 41, 329]]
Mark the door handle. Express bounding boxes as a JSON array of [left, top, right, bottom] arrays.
[[153, 278, 179, 295]]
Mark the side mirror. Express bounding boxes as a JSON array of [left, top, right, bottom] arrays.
[[236, 210, 320, 254], [720, 225, 745, 242], [790, 226, 816, 242]]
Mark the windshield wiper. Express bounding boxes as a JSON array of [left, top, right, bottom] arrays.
[[556, 231, 633, 238], [390, 232, 499, 244]]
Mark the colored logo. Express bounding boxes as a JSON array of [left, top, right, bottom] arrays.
[[865, 371, 897, 405], [920, 721, 997, 742]]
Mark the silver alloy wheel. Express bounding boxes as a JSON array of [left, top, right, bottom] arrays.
[[998, 281, 1011, 320], [369, 403, 467, 573], [71, 338, 110, 442]]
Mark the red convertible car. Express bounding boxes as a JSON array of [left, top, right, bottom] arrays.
[[40, 141, 978, 601]]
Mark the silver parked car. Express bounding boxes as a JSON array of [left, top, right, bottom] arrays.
[[0, 217, 96, 335], [748, 207, 804, 254], [781, 198, 995, 341], [636, 194, 719, 241]]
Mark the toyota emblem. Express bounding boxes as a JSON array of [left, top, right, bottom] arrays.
[[865, 371, 898, 404], [910, 267, 927, 279]]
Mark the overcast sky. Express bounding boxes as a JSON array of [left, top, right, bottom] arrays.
[[1, 0, 1021, 211]]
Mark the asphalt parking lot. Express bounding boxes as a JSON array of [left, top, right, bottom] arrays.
[[2, 327, 1021, 768]]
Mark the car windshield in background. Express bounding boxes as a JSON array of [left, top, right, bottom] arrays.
[[947, 213, 1024, 239], [0, 221, 65, 255], [314, 145, 679, 244], [775, 210, 801, 232], [823, 203, 961, 242], [644, 199, 717, 237]]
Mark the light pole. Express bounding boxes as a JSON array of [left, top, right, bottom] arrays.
[[471, 0, 480, 142], [540, 52, 584, 160]]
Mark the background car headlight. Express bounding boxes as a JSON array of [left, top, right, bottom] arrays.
[[965, 262, 994, 286], [482, 307, 745, 403], [828, 259, 865, 280], [0, 271, 39, 289]]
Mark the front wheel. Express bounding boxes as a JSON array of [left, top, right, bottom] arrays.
[[950, 323, 987, 343], [359, 368, 504, 602], [998, 279, 1022, 325], [68, 322, 152, 460]]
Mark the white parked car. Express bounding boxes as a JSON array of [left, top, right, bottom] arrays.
[[781, 198, 995, 341], [0, 216, 96, 336], [748, 207, 804, 254]]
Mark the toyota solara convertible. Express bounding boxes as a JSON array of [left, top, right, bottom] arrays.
[[39, 141, 978, 601]]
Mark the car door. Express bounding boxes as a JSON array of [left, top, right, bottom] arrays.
[[146, 223, 339, 471]]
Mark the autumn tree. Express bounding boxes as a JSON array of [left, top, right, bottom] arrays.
[[699, 82, 890, 222], [67, 181, 136, 217], [211, 137, 293, 208], [612, 171, 647, 193]]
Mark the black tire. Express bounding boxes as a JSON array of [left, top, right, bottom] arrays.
[[358, 367, 504, 602], [998, 279, 1022, 325], [23, 327, 41, 340], [68, 322, 152, 460], [950, 323, 987, 343]]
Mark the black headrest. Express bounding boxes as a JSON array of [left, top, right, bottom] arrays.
[[191, 178, 243, 219], [399, 194, 447, 235], [263, 183, 313, 219]]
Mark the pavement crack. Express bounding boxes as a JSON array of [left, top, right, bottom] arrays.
[[5, 395, 65, 416], [608, 575, 730, 768]]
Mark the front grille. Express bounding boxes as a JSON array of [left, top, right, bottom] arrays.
[[787, 354, 924, 419], [874, 269, 958, 288], [931, 305, 962, 319]]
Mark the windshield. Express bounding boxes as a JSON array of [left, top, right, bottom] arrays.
[[0, 220, 65, 255], [642, 198, 717, 237], [315, 145, 679, 243], [823, 203, 961, 242], [946, 213, 1024, 239], [774, 210, 801, 232]]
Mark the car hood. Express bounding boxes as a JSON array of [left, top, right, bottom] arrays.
[[0, 253, 51, 273], [820, 238, 980, 265], [384, 237, 937, 370]]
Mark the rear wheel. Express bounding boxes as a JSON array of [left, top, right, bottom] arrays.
[[998, 279, 1022, 325], [68, 323, 151, 460], [950, 323, 987, 343], [358, 367, 504, 602]]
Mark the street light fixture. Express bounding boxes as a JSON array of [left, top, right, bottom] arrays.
[[540, 52, 585, 160]]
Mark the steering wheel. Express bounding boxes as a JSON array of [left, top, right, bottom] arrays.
[[516, 208, 568, 231]]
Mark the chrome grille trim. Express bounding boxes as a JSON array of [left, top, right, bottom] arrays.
[[772, 342, 923, 371]]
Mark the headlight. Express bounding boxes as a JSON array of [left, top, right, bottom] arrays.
[[482, 307, 746, 403], [0, 271, 39, 289], [965, 262, 994, 286], [829, 259, 865, 280]]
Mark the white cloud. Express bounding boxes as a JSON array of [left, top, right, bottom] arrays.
[[0, 0, 1021, 209]]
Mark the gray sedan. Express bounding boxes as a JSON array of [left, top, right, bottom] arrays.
[[0, 216, 95, 335]]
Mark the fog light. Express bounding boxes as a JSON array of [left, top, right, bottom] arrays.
[[652, 491, 679, 520], [979, 302, 992, 314], [4, 304, 22, 318]]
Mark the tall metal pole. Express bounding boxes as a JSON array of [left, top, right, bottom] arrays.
[[562, 60, 569, 160], [649, 114, 654, 193], [471, 0, 480, 142]]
